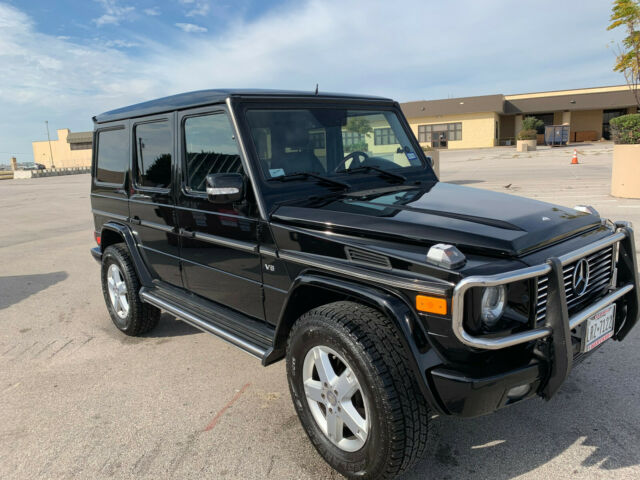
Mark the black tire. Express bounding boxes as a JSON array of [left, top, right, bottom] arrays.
[[101, 243, 160, 336], [286, 301, 430, 479]]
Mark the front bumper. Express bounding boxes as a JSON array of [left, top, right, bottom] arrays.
[[430, 224, 639, 417], [90, 246, 102, 263]]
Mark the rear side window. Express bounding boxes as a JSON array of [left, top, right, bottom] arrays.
[[96, 128, 128, 184], [184, 113, 243, 192], [135, 121, 172, 189]]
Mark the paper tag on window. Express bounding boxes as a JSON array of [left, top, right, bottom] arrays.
[[269, 168, 285, 177], [406, 152, 417, 161]]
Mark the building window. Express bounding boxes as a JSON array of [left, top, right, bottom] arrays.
[[135, 121, 173, 189], [70, 142, 92, 151], [184, 113, 243, 192], [310, 132, 326, 149], [418, 123, 462, 142], [96, 128, 127, 185], [374, 127, 397, 145], [342, 131, 366, 147]]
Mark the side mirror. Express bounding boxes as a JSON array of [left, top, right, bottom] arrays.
[[205, 173, 244, 204]]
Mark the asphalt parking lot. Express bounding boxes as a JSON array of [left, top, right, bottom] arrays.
[[1, 142, 639, 480]]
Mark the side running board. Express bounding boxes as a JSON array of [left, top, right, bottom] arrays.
[[139, 287, 272, 360]]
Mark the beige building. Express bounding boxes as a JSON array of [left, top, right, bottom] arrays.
[[32, 129, 93, 168], [401, 85, 638, 150]]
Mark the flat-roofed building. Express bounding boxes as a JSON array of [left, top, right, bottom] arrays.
[[32, 128, 93, 168], [401, 85, 638, 149]]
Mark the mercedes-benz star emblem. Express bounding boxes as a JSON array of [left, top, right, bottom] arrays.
[[572, 258, 590, 296]]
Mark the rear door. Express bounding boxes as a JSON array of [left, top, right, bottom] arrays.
[[91, 122, 130, 233], [128, 113, 182, 287], [176, 106, 264, 320]]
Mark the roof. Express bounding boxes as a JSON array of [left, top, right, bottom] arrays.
[[506, 89, 637, 113], [401, 86, 638, 118], [66, 131, 93, 144], [401, 94, 506, 117], [94, 89, 394, 124]]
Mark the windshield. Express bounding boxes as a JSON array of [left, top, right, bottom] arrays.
[[244, 108, 424, 180]]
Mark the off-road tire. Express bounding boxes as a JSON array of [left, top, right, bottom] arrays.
[[286, 301, 430, 479], [101, 243, 160, 336]]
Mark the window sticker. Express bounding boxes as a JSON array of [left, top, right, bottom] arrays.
[[406, 152, 417, 161], [269, 168, 285, 177]]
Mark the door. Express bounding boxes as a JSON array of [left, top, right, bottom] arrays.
[[176, 107, 264, 320], [129, 114, 182, 287]]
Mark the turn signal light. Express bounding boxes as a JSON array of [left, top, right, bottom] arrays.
[[416, 295, 447, 315]]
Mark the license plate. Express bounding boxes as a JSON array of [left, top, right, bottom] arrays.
[[582, 304, 616, 352]]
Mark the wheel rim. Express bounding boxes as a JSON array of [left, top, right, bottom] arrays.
[[302, 345, 369, 452], [107, 264, 129, 320]]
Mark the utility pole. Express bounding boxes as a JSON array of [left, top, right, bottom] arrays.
[[45, 120, 55, 169]]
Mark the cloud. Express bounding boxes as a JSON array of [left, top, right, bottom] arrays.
[[143, 7, 161, 16], [175, 22, 207, 33], [185, 1, 210, 17], [0, 0, 628, 161], [93, 0, 134, 26], [104, 39, 139, 48]]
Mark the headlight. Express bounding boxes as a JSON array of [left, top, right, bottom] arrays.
[[480, 285, 506, 326]]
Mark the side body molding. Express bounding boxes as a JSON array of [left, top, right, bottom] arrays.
[[263, 273, 446, 414], [101, 221, 154, 287]]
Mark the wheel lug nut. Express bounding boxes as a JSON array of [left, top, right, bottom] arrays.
[[329, 407, 333, 413], [323, 382, 328, 387], [333, 389, 338, 395]]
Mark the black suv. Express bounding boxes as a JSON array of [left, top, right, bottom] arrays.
[[90, 90, 639, 479]]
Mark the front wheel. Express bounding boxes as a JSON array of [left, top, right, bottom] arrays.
[[286, 301, 430, 479]]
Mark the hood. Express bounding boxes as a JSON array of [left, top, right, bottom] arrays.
[[271, 182, 601, 257]]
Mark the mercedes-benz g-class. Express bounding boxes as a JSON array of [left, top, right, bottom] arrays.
[[90, 89, 639, 479]]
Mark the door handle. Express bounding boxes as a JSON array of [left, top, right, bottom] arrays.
[[130, 216, 141, 225]]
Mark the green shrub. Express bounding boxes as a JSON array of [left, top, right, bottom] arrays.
[[610, 114, 640, 144], [517, 129, 538, 140], [344, 141, 368, 153], [522, 116, 544, 132]]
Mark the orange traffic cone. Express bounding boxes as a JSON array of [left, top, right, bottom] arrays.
[[571, 149, 579, 165]]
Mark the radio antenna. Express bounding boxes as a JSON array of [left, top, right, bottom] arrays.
[[314, 83, 319, 95]]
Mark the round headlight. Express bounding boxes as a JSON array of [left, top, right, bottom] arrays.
[[480, 285, 507, 327]]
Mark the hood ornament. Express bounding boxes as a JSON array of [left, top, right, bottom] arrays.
[[572, 258, 590, 297]]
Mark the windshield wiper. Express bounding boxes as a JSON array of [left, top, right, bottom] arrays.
[[268, 172, 350, 190], [337, 165, 406, 182]]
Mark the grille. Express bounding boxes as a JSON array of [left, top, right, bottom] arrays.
[[536, 246, 614, 324], [344, 247, 392, 269]]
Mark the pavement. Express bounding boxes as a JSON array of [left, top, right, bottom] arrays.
[[1, 142, 639, 480]]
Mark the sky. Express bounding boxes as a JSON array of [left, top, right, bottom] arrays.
[[0, 0, 628, 162]]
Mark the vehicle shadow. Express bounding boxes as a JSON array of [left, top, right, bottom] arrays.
[[402, 339, 640, 479], [142, 313, 201, 338], [0, 272, 68, 310]]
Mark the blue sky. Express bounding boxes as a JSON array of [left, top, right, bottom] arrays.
[[0, 0, 628, 162]]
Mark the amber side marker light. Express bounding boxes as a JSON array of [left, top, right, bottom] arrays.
[[416, 295, 447, 315]]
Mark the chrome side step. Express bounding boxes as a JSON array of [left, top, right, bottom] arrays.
[[140, 289, 268, 360]]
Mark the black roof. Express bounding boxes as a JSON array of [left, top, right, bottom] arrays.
[[94, 89, 393, 124]]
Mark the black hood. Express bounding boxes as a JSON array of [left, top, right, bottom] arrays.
[[271, 182, 601, 257]]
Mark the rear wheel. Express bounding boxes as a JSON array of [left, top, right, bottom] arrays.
[[286, 301, 430, 479], [101, 244, 159, 336]]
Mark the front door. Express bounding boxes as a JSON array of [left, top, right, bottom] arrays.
[[176, 107, 264, 320], [129, 113, 182, 287]]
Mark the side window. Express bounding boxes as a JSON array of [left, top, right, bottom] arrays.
[[184, 113, 243, 192], [96, 128, 127, 184], [135, 121, 172, 189]]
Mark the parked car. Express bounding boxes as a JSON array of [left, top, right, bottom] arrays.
[[90, 90, 639, 480], [19, 162, 45, 170]]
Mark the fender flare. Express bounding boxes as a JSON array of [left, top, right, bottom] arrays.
[[263, 273, 446, 414], [101, 221, 154, 287]]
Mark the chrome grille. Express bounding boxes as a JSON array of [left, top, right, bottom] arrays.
[[535, 245, 614, 324]]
